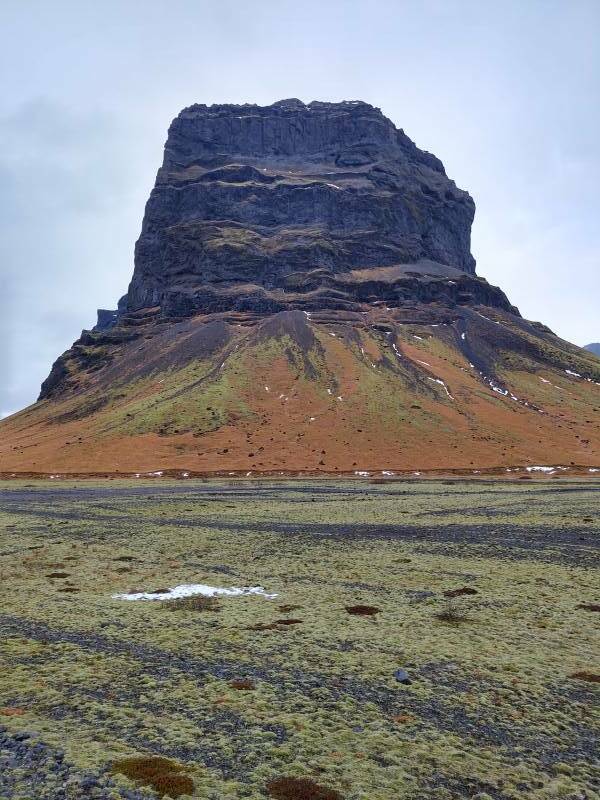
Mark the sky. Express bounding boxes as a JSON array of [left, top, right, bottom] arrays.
[[1, 0, 599, 417]]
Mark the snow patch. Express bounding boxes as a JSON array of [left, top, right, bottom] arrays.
[[427, 377, 454, 400], [475, 311, 501, 325], [113, 584, 278, 601], [483, 377, 524, 404], [354, 471, 370, 477]]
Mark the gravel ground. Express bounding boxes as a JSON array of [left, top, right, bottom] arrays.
[[0, 725, 154, 799]]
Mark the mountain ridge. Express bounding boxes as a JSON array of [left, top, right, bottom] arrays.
[[1, 100, 599, 474]]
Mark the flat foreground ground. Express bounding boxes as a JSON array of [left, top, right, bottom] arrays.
[[0, 479, 598, 800]]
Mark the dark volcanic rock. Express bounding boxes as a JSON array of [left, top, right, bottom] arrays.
[[122, 99, 487, 319], [96, 309, 118, 330]]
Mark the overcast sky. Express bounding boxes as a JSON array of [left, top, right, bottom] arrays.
[[1, 0, 599, 417]]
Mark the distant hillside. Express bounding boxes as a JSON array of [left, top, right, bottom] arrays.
[[584, 343, 600, 357]]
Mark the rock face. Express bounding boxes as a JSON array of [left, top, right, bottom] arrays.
[[119, 99, 490, 321]]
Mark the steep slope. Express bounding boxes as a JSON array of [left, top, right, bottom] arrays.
[[1, 100, 599, 474]]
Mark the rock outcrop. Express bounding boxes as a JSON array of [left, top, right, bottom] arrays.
[[111, 99, 499, 323]]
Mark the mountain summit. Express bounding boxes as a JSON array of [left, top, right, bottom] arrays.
[[2, 101, 599, 474], [123, 99, 478, 321]]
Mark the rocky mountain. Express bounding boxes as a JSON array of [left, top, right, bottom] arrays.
[[101, 99, 510, 325], [584, 343, 600, 357], [1, 100, 599, 475]]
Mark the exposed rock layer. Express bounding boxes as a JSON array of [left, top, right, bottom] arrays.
[[121, 99, 483, 320]]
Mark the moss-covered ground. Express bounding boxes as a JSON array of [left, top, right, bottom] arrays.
[[0, 479, 598, 799]]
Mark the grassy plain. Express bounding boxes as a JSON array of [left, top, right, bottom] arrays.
[[0, 479, 598, 799]]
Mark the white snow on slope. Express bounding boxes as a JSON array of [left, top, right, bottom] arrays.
[[113, 584, 277, 601], [427, 377, 454, 399], [526, 466, 566, 473]]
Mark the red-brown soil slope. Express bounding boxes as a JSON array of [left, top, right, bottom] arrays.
[[2, 307, 599, 474]]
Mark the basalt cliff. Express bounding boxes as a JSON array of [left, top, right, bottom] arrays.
[[2, 100, 599, 475]]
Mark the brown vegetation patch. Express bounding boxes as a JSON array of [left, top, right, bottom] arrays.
[[278, 604, 302, 612], [229, 678, 256, 690], [164, 595, 220, 612], [392, 713, 415, 724], [111, 756, 194, 798], [345, 605, 381, 616], [569, 671, 600, 683], [443, 587, 478, 598], [0, 707, 26, 717], [266, 776, 344, 800]]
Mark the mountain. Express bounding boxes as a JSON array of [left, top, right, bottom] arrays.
[[1, 99, 599, 475], [584, 343, 600, 357]]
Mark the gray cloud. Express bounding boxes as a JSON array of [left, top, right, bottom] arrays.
[[0, 100, 153, 413], [1, 0, 598, 414]]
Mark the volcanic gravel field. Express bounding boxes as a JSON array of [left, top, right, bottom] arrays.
[[0, 478, 598, 800]]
